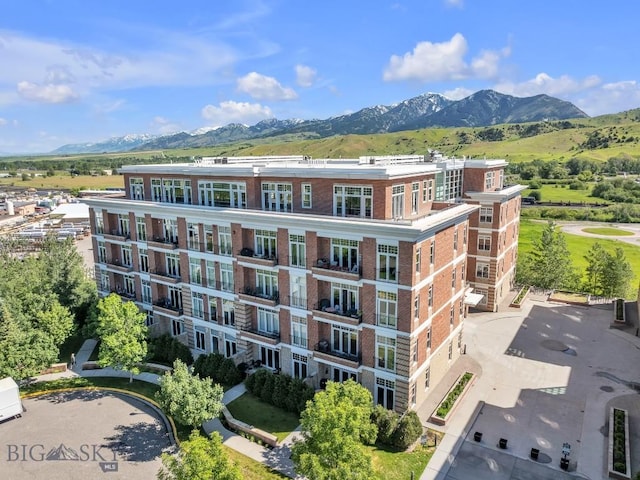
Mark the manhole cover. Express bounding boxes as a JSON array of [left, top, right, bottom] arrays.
[[541, 339, 568, 351], [600, 386, 614, 392]]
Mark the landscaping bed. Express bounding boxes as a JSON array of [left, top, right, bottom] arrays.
[[430, 372, 474, 426], [548, 291, 590, 305], [608, 407, 631, 479], [510, 286, 530, 308], [613, 299, 626, 323]]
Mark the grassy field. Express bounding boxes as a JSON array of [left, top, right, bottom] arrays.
[[369, 439, 439, 480], [224, 447, 288, 479], [518, 219, 640, 297], [0, 173, 124, 190], [226, 393, 300, 442], [521, 183, 598, 203], [582, 227, 635, 236], [21, 376, 161, 399]]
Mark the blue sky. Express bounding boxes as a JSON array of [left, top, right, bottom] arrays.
[[1, 0, 640, 154]]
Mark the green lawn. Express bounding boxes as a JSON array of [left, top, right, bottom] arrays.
[[0, 173, 124, 190], [368, 431, 441, 480], [57, 331, 86, 363], [518, 219, 640, 298], [21, 376, 161, 399], [224, 447, 288, 479], [582, 227, 635, 236], [226, 393, 300, 442], [522, 183, 598, 203]]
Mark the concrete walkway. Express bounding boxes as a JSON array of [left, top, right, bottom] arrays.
[[34, 339, 300, 478]]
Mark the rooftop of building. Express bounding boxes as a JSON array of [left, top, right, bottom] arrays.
[[118, 154, 508, 179]]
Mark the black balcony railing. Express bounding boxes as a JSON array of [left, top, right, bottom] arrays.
[[150, 236, 179, 247], [288, 295, 307, 309], [241, 326, 280, 341], [314, 340, 361, 363], [315, 301, 362, 322], [238, 247, 278, 264], [314, 258, 361, 276], [150, 269, 181, 281], [205, 279, 235, 293], [240, 286, 279, 304], [154, 298, 183, 314], [108, 230, 130, 240], [112, 288, 135, 299]]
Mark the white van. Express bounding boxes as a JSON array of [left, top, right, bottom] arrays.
[[0, 377, 24, 422]]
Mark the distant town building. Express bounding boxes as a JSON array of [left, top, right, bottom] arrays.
[[85, 155, 524, 412]]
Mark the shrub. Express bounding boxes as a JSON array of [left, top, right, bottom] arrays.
[[248, 368, 269, 396], [244, 369, 314, 414], [271, 374, 289, 409], [529, 190, 542, 201], [147, 334, 193, 366], [193, 353, 243, 386], [391, 411, 423, 450], [371, 405, 399, 445], [528, 179, 542, 189], [260, 374, 275, 403]]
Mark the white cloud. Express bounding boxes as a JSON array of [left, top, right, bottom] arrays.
[[383, 33, 506, 83], [151, 116, 181, 135], [201, 100, 273, 126], [493, 73, 602, 98], [295, 64, 317, 87], [575, 81, 640, 116], [236, 72, 298, 101], [442, 87, 474, 100], [17, 81, 78, 103], [0, 118, 7, 126]]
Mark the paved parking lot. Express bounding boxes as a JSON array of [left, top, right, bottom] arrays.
[[0, 390, 173, 480], [422, 295, 640, 480]]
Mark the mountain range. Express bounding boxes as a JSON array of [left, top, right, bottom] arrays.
[[51, 90, 588, 154]]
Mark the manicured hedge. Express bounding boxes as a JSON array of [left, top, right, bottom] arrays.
[[371, 405, 423, 450], [245, 369, 314, 414], [193, 353, 244, 387], [147, 334, 193, 366]]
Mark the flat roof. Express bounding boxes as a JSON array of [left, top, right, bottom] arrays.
[[51, 202, 90, 219]]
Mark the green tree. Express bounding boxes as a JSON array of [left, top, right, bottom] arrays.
[[157, 430, 240, 480], [584, 243, 608, 295], [155, 360, 224, 428], [601, 248, 634, 298], [96, 294, 148, 382], [292, 380, 377, 480], [517, 221, 578, 290]]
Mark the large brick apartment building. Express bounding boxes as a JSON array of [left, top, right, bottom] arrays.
[[85, 154, 524, 412]]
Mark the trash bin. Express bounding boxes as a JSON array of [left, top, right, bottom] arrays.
[[473, 431, 482, 442], [560, 458, 569, 471], [499, 438, 508, 449], [530, 448, 539, 460]]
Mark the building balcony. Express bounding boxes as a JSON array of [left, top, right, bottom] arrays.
[[238, 287, 279, 307], [154, 298, 183, 316], [313, 340, 361, 368], [111, 288, 136, 300], [290, 335, 308, 349], [312, 258, 361, 280], [205, 280, 236, 294], [148, 237, 179, 250], [106, 259, 134, 273], [150, 269, 181, 284], [103, 230, 130, 242], [288, 295, 308, 310], [237, 247, 278, 267], [239, 327, 280, 346], [313, 301, 362, 326]]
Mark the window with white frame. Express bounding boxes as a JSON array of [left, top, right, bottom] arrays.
[[206, 260, 216, 288], [198, 181, 246, 208], [479, 206, 493, 224], [292, 353, 308, 379], [430, 239, 435, 265], [485, 171, 495, 190], [187, 223, 200, 250], [165, 253, 180, 277], [452, 268, 456, 289], [95, 214, 104, 234], [256, 269, 278, 298], [168, 286, 182, 310], [192, 292, 204, 319], [332, 325, 358, 356], [151, 179, 162, 202], [99, 268, 109, 291], [377, 290, 397, 328], [289, 274, 307, 309], [218, 226, 232, 255], [476, 262, 490, 279], [123, 275, 135, 296], [448, 341, 453, 360], [291, 316, 308, 348], [224, 333, 237, 358], [207, 296, 218, 322], [135, 216, 147, 242], [422, 180, 428, 202], [220, 263, 234, 292], [426, 326, 432, 350], [302, 183, 312, 209], [195, 327, 206, 350], [376, 378, 395, 410], [118, 214, 130, 237], [121, 245, 132, 267], [97, 240, 107, 263], [377, 244, 398, 282], [412, 338, 418, 364], [331, 238, 359, 271], [410, 383, 416, 406], [257, 307, 279, 335], [425, 366, 431, 389], [138, 248, 149, 273], [189, 257, 202, 285], [260, 346, 280, 370], [498, 170, 504, 189], [450, 305, 455, 327], [415, 247, 421, 274], [428, 179, 434, 201], [478, 235, 491, 252], [376, 335, 396, 372], [163, 219, 178, 243], [130, 177, 144, 200], [262, 182, 292, 212], [428, 285, 433, 307], [160, 178, 191, 204], [414, 294, 420, 321], [331, 282, 359, 314], [333, 185, 373, 218], [204, 226, 214, 252], [255, 229, 277, 259], [223, 299, 235, 326], [411, 182, 419, 214], [141, 280, 152, 304], [289, 234, 306, 268], [392, 184, 405, 218], [453, 229, 458, 251], [145, 310, 154, 327], [171, 319, 184, 336]]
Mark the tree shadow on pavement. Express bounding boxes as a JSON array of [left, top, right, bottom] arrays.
[[105, 421, 172, 462]]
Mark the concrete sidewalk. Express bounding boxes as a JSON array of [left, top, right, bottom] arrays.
[[34, 339, 299, 478]]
